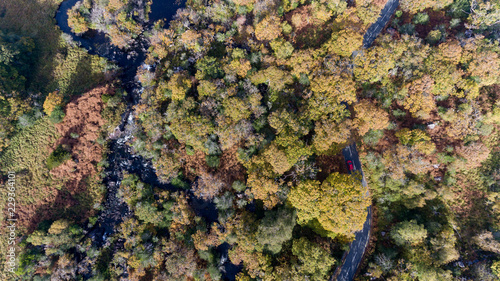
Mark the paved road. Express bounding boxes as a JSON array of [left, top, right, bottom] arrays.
[[335, 144, 371, 281], [333, 1, 400, 280], [363, 0, 400, 48]]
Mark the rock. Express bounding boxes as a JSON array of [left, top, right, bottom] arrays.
[[427, 123, 436, 129]]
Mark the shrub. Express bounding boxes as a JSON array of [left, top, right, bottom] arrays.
[[363, 129, 384, 147], [46, 145, 71, 170], [206, 155, 220, 168], [186, 145, 195, 156], [399, 23, 416, 35], [232, 180, 247, 192], [49, 106, 65, 123], [413, 12, 429, 24], [426, 30, 442, 44]]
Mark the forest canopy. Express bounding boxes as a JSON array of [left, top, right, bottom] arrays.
[[2, 0, 500, 280]]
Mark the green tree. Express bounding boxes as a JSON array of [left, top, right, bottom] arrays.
[[270, 38, 294, 59], [291, 237, 336, 280], [256, 208, 296, 254], [390, 220, 428, 246]]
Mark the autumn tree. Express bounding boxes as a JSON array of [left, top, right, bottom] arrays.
[[43, 91, 63, 116], [263, 143, 292, 175], [439, 103, 480, 140], [288, 172, 370, 239], [254, 16, 282, 41], [395, 128, 436, 155], [381, 144, 432, 180], [194, 171, 226, 199], [67, 6, 89, 34], [308, 75, 356, 120], [454, 141, 491, 170], [354, 44, 397, 83], [313, 117, 352, 152], [324, 29, 363, 57], [250, 66, 293, 93], [166, 98, 214, 152], [168, 72, 192, 101], [437, 40, 463, 64], [399, 0, 453, 13], [355, 0, 385, 26], [245, 157, 281, 209], [353, 100, 390, 136], [469, 0, 500, 29], [270, 38, 294, 60], [473, 231, 500, 254], [402, 75, 436, 119]]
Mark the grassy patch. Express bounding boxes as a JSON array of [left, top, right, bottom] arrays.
[[0, 0, 107, 97], [0, 117, 59, 277], [0, 117, 59, 189]]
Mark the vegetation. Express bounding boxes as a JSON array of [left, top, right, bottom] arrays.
[[67, 0, 151, 48], [2, 0, 500, 280], [0, 0, 120, 279], [46, 144, 71, 170]]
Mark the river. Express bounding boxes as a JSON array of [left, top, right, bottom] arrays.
[[55, 0, 239, 279]]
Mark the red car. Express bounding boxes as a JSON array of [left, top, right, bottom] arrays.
[[347, 160, 354, 171]]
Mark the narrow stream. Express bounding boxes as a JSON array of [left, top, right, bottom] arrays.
[[56, 0, 220, 264]]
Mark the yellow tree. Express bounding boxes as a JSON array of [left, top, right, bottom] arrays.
[[288, 172, 370, 239], [308, 75, 357, 119], [180, 29, 202, 51], [402, 75, 436, 119], [245, 157, 281, 209], [313, 118, 352, 153], [223, 97, 252, 122], [250, 66, 293, 92], [353, 100, 390, 136], [286, 49, 321, 78], [355, 0, 385, 26], [168, 72, 192, 101], [395, 128, 436, 155], [254, 16, 282, 41], [400, 0, 453, 13], [468, 49, 500, 88], [324, 29, 363, 57], [67, 8, 89, 34], [437, 40, 463, 64], [43, 91, 63, 116]]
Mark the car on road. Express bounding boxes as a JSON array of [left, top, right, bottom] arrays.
[[347, 160, 354, 172]]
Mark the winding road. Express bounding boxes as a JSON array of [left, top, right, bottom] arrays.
[[335, 0, 399, 280]]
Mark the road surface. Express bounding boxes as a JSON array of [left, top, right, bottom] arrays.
[[333, 1, 400, 280], [335, 144, 371, 281], [363, 0, 400, 48]]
